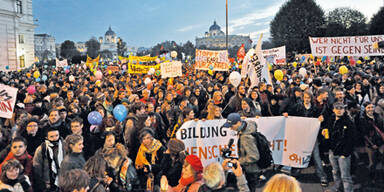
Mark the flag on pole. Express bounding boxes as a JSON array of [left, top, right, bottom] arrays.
[[248, 34, 273, 88], [237, 44, 245, 61]]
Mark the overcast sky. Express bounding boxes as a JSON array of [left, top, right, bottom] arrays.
[[33, 0, 383, 47]]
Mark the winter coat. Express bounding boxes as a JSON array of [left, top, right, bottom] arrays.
[[168, 180, 203, 192], [0, 175, 32, 192], [0, 152, 33, 179], [357, 113, 384, 147], [375, 99, 384, 119], [59, 152, 86, 175], [327, 114, 356, 156], [198, 174, 250, 192], [237, 121, 260, 173], [160, 154, 183, 187], [20, 129, 44, 157]]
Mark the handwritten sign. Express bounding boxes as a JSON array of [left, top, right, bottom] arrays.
[[309, 35, 384, 56], [161, 61, 182, 78], [0, 84, 18, 119], [195, 49, 229, 71], [262, 46, 286, 65]]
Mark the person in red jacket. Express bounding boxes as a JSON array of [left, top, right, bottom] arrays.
[[0, 137, 33, 179]]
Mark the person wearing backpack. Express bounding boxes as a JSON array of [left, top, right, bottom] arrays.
[[222, 113, 261, 192]]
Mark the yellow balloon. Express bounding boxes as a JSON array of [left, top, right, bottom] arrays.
[[33, 71, 40, 78], [108, 70, 112, 75], [292, 62, 297, 68], [95, 80, 101, 87], [339, 66, 348, 75], [357, 60, 362, 64], [208, 70, 213, 76], [274, 70, 284, 81]]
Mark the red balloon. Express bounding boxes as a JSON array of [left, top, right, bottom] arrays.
[[315, 61, 321, 66]]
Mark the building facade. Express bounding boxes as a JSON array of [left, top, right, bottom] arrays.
[[0, 0, 36, 71], [99, 26, 118, 58], [34, 33, 56, 61], [75, 41, 87, 55], [195, 21, 252, 50]]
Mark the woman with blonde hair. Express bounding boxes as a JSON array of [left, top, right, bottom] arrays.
[[262, 174, 302, 192]]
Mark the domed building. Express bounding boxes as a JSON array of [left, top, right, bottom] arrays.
[[196, 21, 252, 50], [99, 26, 118, 58]]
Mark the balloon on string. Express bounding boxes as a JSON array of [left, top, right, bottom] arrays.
[[35, 77, 41, 82], [144, 78, 152, 85], [122, 65, 127, 70], [42, 75, 48, 81], [357, 60, 362, 64], [229, 71, 241, 87], [44, 65, 48, 69], [65, 69, 69, 74], [299, 67, 307, 77], [339, 66, 348, 75], [108, 70, 112, 75], [95, 71, 103, 80], [69, 75, 75, 82], [27, 85, 36, 95], [33, 71, 40, 78], [208, 70, 213, 76], [274, 70, 284, 81], [5, 66, 9, 70], [87, 111, 102, 125], [155, 70, 161, 76], [315, 61, 321, 66], [26, 73, 31, 78], [322, 56, 327, 62], [301, 56, 306, 62], [208, 65, 214, 70], [292, 62, 297, 68], [113, 104, 128, 122], [95, 80, 101, 87], [171, 51, 178, 58]]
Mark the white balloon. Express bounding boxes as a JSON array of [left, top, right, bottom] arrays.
[[229, 71, 242, 88], [149, 68, 155, 75], [171, 51, 178, 58], [155, 58, 161, 64], [69, 75, 75, 82], [299, 67, 307, 77], [144, 78, 152, 85]]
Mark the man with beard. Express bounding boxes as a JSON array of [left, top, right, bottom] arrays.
[[333, 87, 346, 105], [33, 127, 65, 192], [223, 84, 246, 117], [0, 137, 33, 179], [43, 109, 70, 140]]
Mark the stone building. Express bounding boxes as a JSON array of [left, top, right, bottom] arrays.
[[195, 21, 252, 50], [0, 0, 36, 70], [34, 33, 56, 61]]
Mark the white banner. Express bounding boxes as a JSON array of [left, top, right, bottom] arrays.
[[262, 46, 286, 65], [161, 61, 182, 78], [309, 35, 384, 56], [0, 84, 18, 119], [176, 116, 320, 168], [56, 58, 68, 68]]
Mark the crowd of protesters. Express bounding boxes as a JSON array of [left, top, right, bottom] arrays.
[[0, 55, 383, 192]]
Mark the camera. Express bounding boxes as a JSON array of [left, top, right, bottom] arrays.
[[221, 139, 238, 169]]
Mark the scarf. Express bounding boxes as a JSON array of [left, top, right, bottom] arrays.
[[179, 173, 202, 187], [135, 139, 162, 169], [45, 139, 64, 186]]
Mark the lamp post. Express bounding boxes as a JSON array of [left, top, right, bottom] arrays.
[[226, 0, 228, 51]]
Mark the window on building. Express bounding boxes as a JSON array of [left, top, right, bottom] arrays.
[[16, 0, 22, 14], [18, 34, 24, 44], [19, 55, 25, 68]]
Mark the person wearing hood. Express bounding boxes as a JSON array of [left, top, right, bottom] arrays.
[[0, 137, 33, 179], [238, 98, 259, 118]]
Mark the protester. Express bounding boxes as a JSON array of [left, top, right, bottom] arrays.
[[0, 159, 33, 192], [60, 134, 85, 175], [262, 174, 302, 192], [160, 139, 187, 187], [223, 113, 260, 192], [83, 155, 110, 192], [58, 169, 89, 192]]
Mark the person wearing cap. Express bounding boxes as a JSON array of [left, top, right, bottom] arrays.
[[161, 154, 203, 192], [325, 102, 356, 192], [19, 118, 45, 156], [160, 139, 187, 187], [223, 113, 259, 192]]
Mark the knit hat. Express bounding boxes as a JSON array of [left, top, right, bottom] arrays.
[[185, 155, 203, 173], [168, 139, 185, 154]]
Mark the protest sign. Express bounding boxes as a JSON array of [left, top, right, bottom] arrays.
[[195, 49, 229, 71], [262, 46, 286, 65], [56, 58, 68, 68], [128, 63, 160, 74], [309, 35, 384, 56], [176, 116, 320, 168], [161, 61, 182, 78], [0, 84, 18, 119], [106, 66, 120, 72]]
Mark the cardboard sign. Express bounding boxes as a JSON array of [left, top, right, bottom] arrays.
[[195, 49, 229, 71], [161, 61, 182, 78], [262, 46, 286, 65], [0, 84, 18, 119]]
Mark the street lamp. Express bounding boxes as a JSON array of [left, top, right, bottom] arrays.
[[226, 0, 228, 51]]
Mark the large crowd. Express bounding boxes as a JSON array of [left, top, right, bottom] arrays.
[[0, 56, 383, 192]]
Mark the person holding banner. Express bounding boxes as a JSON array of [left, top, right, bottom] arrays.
[[223, 113, 260, 192]]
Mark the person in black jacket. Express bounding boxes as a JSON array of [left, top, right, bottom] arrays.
[[19, 118, 45, 157], [326, 102, 356, 192], [160, 139, 187, 187]]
